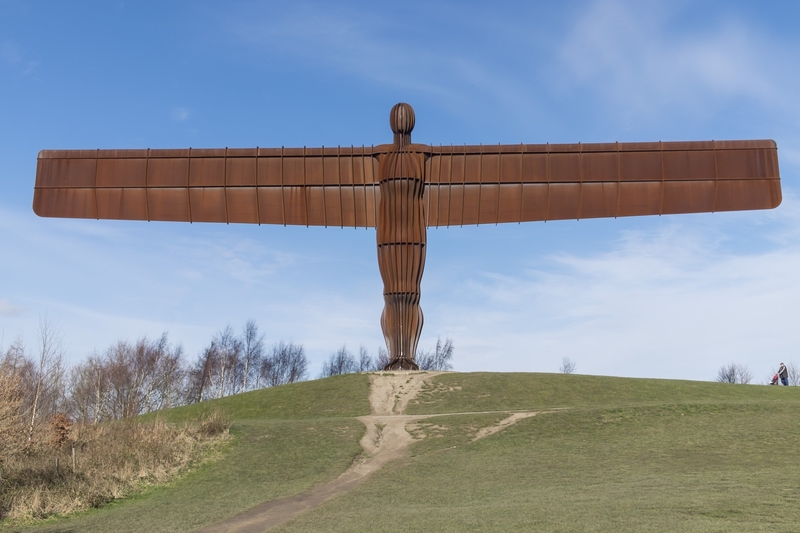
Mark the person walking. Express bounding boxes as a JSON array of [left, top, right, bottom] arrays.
[[778, 362, 789, 386]]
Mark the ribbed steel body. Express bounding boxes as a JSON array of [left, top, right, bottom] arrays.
[[377, 104, 426, 369]]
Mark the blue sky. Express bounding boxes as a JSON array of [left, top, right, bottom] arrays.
[[1, 0, 799, 380]]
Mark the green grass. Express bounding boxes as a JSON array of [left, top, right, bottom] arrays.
[[4, 373, 370, 533], [275, 401, 800, 532], [406, 372, 800, 414], [6, 372, 800, 532], [153, 372, 372, 423]]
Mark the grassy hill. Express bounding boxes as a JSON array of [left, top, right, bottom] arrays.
[[8, 373, 800, 532]]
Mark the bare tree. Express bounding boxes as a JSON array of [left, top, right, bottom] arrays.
[[27, 316, 65, 441], [373, 347, 389, 371], [319, 346, 358, 377], [187, 344, 216, 403], [357, 345, 373, 372], [78, 333, 186, 419], [241, 320, 265, 391], [559, 357, 577, 374], [68, 352, 108, 424], [416, 337, 454, 371], [205, 326, 244, 398], [716, 362, 753, 384], [261, 341, 308, 386]]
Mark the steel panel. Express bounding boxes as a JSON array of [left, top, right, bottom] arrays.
[[256, 187, 284, 225], [189, 158, 226, 187], [225, 187, 259, 224], [715, 149, 775, 180], [497, 183, 524, 223], [323, 187, 343, 227], [579, 182, 619, 219], [226, 148, 258, 157], [661, 141, 716, 151], [480, 153, 500, 183], [521, 153, 547, 183], [36, 158, 96, 188], [548, 153, 581, 183], [336, 155, 355, 185], [96, 149, 148, 158], [463, 154, 481, 183], [478, 183, 499, 223], [662, 181, 716, 214], [581, 152, 618, 182], [617, 182, 662, 217], [323, 156, 340, 186], [189, 188, 227, 223], [147, 159, 189, 187], [96, 188, 148, 220], [304, 157, 324, 185], [226, 157, 257, 186], [462, 184, 480, 225], [519, 183, 549, 222], [426, 184, 441, 226], [305, 186, 325, 226], [618, 151, 662, 182], [146, 188, 189, 221], [189, 148, 226, 157], [365, 185, 378, 227], [96, 158, 147, 188], [446, 183, 465, 226], [499, 150, 523, 183], [33, 188, 96, 218], [339, 187, 357, 227], [282, 187, 307, 226], [149, 149, 189, 158], [715, 179, 781, 211], [662, 150, 716, 181], [547, 183, 582, 220], [38, 149, 98, 159]]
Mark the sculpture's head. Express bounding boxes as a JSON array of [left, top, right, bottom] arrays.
[[390, 103, 415, 146]]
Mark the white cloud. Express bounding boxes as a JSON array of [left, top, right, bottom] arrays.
[[0, 298, 23, 317], [557, 0, 799, 119], [1, 41, 22, 64], [433, 204, 800, 380], [1, 40, 38, 75], [171, 107, 190, 121], [220, 3, 541, 118]]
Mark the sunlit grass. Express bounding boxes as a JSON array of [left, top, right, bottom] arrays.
[[277, 400, 800, 532], [7, 372, 800, 532]]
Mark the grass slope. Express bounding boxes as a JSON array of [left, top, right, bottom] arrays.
[[8, 372, 800, 532], [7, 374, 371, 533]]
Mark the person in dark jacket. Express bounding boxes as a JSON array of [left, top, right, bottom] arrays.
[[778, 362, 789, 386]]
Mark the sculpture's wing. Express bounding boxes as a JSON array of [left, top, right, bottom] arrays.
[[34, 147, 381, 227], [424, 140, 781, 227]]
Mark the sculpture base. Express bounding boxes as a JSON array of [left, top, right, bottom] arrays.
[[384, 358, 419, 371]]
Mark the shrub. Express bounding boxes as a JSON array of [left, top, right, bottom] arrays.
[[0, 415, 229, 520]]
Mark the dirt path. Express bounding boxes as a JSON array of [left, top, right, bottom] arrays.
[[195, 372, 538, 533]]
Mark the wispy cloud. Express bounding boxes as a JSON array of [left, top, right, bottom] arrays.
[[219, 3, 539, 117], [171, 107, 190, 122], [434, 204, 800, 380], [0, 298, 24, 317], [1, 40, 38, 75], [556, 0, 799, 120]]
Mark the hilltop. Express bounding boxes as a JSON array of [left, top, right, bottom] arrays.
[[9, 372, 800, 532]]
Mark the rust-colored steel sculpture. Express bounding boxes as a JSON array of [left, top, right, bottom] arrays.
[[33, 103, 782, 370]]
